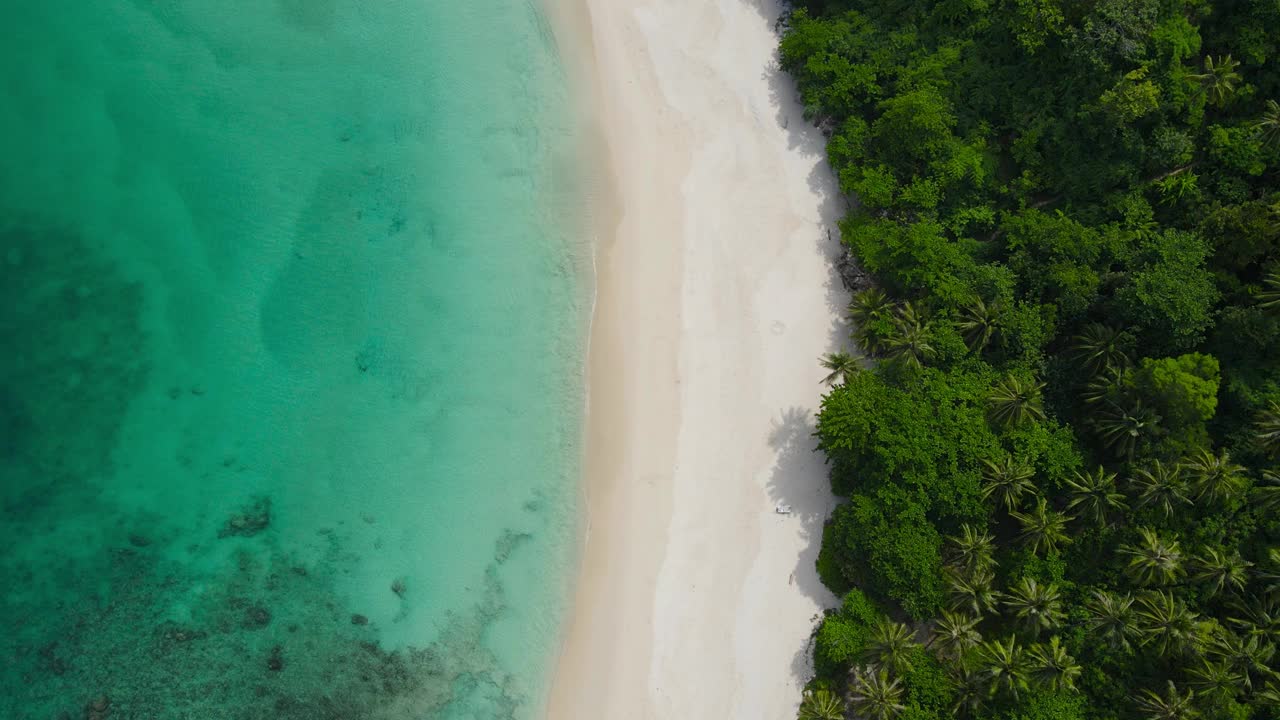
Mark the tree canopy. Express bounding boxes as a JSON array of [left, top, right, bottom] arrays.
[[783, 0, 1280, 716]]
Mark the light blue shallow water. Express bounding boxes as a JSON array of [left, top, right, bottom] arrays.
[[0, 2, 587, 718]]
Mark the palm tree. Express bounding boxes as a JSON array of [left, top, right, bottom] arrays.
[[1071, 323, 1130, 375], [958, 297, 1001, 353], [1086, 588, 1139, 650], [1253, 680, 1280, 708], [862, 618, 918, 675], [979, 456, 1037, 513], [1206, 628, 1276, 691], [1252, 470, 1280, 515], [1260, 271, 1280, 312], [1121, 528, 1185, 587], [1189, 54, 1242, 106], [1136, 591, 1201, 658], [948, 666, 988, 716], [1082, 366, 1128, 406], [946, 524, 997, 574], [1063, 467, 1128, 527], [1255, 99, 1280, 146], [883, 301, 934, 370], [1094, 400, 1160, 460], [930, 610, 983, 660], [1255, 400, 1280, 457], [976, 636, 1029, 700], [1255, 547, 1280, 599], [1129, 461, 1191, 521], [1190, 547, 1251, 598], [947, 567, 1002, 616], [1133, 681, 1199, 720], [1010, 497, 1071, 556], [1027, 636, 1081, 691], [1226, 593, 1280, 643], [798, 688, 845, 720], [848, 666, 906, 720], [793, 681, 844, 717], [1004, 577, 1065, 636], [848, 287, 893, 328], [988, 375, 1047, 427], [819, 350, 862, 386], [1181, 449, 1247, 505], [1185, 658, 1244, 700], [849, 288, 894, 355]]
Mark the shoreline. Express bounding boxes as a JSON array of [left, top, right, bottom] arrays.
[[546, 0, 845, 717]]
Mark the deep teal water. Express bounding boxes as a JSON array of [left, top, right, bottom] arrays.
[[0, 2, 587, 718]]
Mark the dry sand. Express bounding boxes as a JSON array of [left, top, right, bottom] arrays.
[[546, 0, 846, 717]]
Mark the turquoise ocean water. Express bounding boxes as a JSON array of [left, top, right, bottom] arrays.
[[0, 2, 587, 718]]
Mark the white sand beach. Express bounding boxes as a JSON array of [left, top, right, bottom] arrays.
[[547, 0, 846, 717]]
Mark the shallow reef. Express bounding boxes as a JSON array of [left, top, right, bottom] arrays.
[[0, 219, 535, 720]]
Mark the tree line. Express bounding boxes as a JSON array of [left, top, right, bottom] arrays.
[[781, 0, 1280, 718]]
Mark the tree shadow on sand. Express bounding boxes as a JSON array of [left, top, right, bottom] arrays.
[[766, 405, 839, 687]]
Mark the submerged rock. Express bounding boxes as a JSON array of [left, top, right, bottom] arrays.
[[267, 645, 285, 672], [83, 694, 110, 720], [218, 497, 271, 538], [242, 604, 272, 630]]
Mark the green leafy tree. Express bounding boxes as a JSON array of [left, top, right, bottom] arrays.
[[1113, 232, 1219, 354], [1130, 353, 1221, 452]]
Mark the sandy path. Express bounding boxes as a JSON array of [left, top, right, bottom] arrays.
[[546, 0, 845, 717]]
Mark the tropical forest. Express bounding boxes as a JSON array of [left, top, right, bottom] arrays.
[[780, 0, 1280, 717]]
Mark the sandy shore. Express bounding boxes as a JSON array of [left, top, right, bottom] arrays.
[[546, 0, 845, 717]]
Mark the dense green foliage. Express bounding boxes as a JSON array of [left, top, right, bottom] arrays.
[[780, 0, 1280, 716]]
